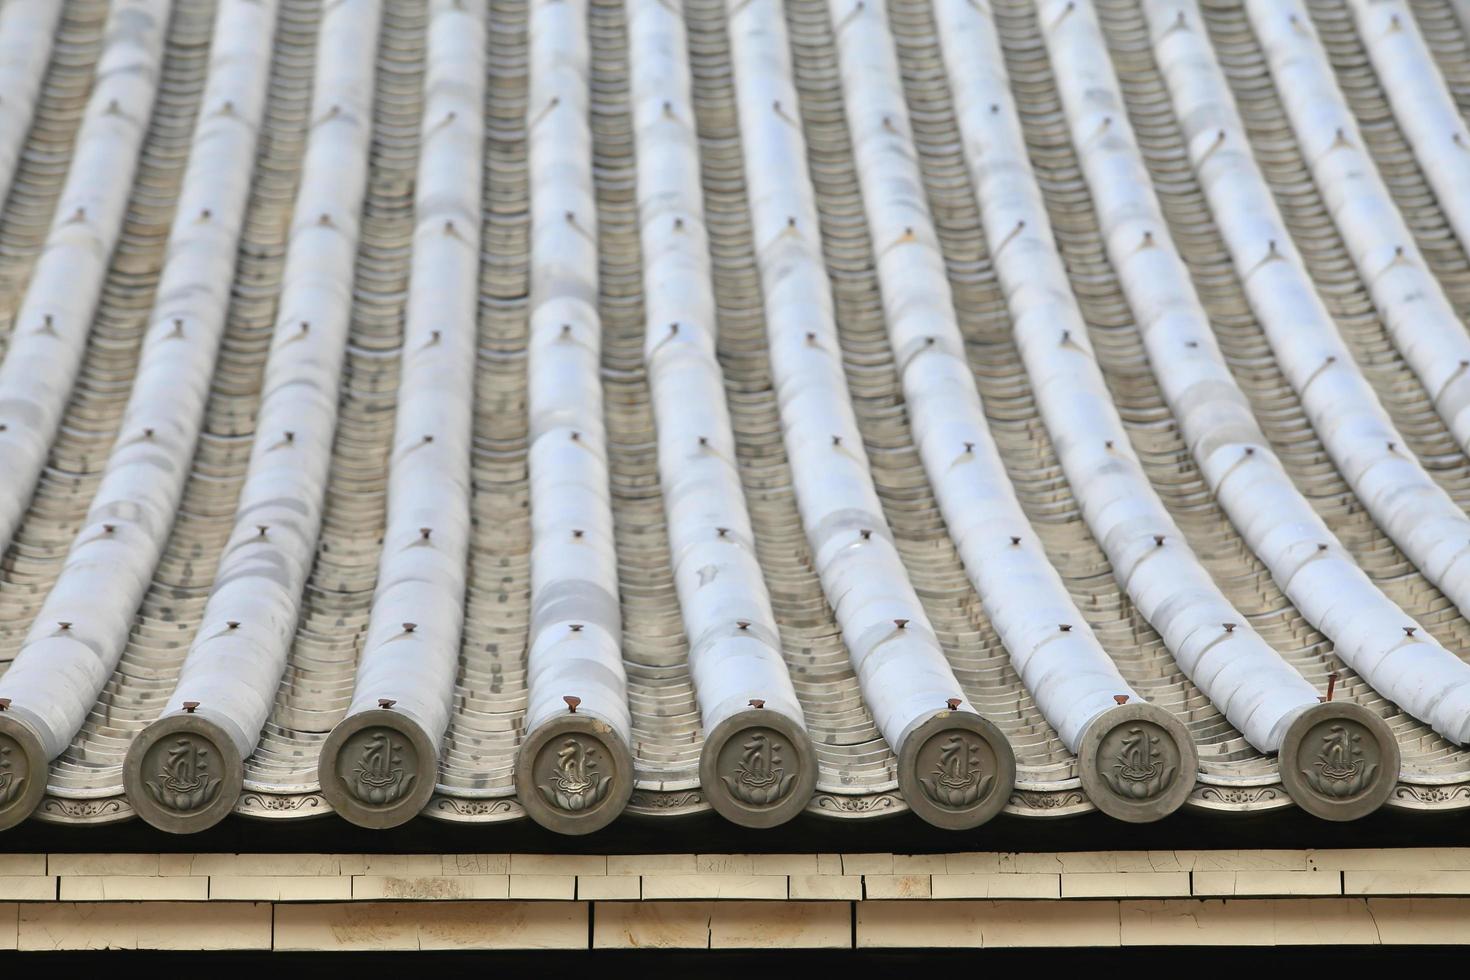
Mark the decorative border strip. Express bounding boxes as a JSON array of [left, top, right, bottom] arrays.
[[29, 777, 1470, 826]]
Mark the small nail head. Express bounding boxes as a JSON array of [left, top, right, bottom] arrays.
[[183, 701, 199, 714], [564, 695, 581, 713]]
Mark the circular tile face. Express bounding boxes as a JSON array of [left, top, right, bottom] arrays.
[[319, 710, 437, 829], [515, 716, 632, 835], [124, 715, 242, 834], [1280, 701, 1400, 822], [700, 710, 816, 828], [1078, 703, 1197, 823], [897, 711, 1015, 830], [0, 717, 46, 831]]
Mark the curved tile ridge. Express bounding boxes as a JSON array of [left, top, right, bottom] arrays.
[[118, 0, 385, 835], [0, 0, 173, 827], [0, 2, 63, 204], [317, 0, 484, 830], [1348, 0, 1470, 254], [627, 0, 815, 828], [1040, 0, 1470, 754], [725, 0, 1015, 830], [1145, 0, 1470, 711], [1245, 1, 1470, 457], [829, 0, 1190, 822], [931, 0, 1319, 772], [0, 0, 278, 819], [514, 0, 634, 836], [0, 0, 169, 571]]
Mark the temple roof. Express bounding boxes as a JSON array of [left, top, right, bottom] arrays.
[[0, 0, 1469, 834]]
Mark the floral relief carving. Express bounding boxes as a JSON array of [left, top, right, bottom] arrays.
[[1099, 723, 1177, 800], [538, 736, 611, 813], [345, 729, 416, 806], [1302, 723, 1377, 799], [919, 733, 994, 808], [812, 792, 901, 814], [0, 739, 27, 808], [721, 730, 797, 807], [144, 736, 221, 812]]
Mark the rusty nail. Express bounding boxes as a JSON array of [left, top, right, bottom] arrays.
[[403, 623, 417, 633], [1325, 672, 1339, 703], [1059, 624, 1072, 632], [859, 529, 872, 540], [894, 619, 908, 629], [749, 699, 765, 709], [379, 698, 396, 710], [1223, 622, 1236, 633], [1154, 534, 1165, 547], [946, 698, 962, 711], [284, 431, 294, 443], [572, 528, 584, 539], [103, 524, 115, 534], [564, 696, 581, 713], [1404, 626, 1417, 636], [0, 698, 9, 712], [227, 621, 239, 630], [737, 620, 750, 630], [420, 527, 432, 540], [570, 623, 583, 632], [1114, 694, 1129, 705], [58, 622, 71, 631], [257, 525, 268, 537], [569, 430, 580, 441], [1010, 536, 1021, 546], [832, 435, 842, 446], [963, 442, 974, 453], [716, 527, 729, 538], [183, 701, 199, 714]]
